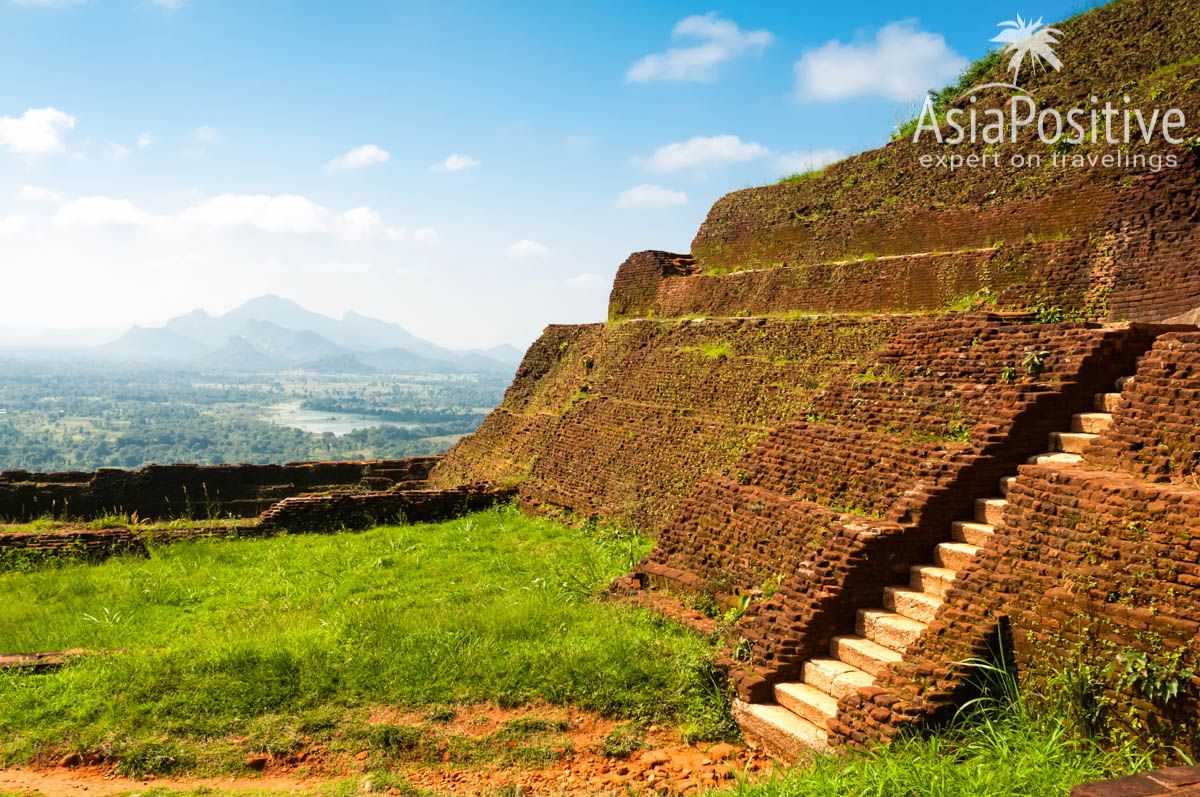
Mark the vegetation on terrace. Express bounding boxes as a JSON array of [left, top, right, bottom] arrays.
[[693, 0, 1200, 273]]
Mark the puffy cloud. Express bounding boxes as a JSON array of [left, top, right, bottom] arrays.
[[44, 189, 436, 246], [190, 125, 221, 144], [794, 20, 967, 102], [0, 215, 31, 237], [565, 273, 605, 289], [54, 196, 157, 229], [616, 184, 687, 208], [179, 193, 327, 235], [435, 153, 480, 172], [137, 132, 155, 149], [505, 239, 548, 260], [18, 185, 61, 204], [0, 107, 76, 158], [324, 144, 391, 173], [774, 148, 846, 175], [635, 134, 771, 174], [627, 13, 772, 82]]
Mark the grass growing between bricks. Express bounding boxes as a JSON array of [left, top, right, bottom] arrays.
[[0, 505, 732, 776]]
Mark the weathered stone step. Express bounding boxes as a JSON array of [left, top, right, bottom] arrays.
[[1116, 375, 1135, 390], [830, 635, 904, 677], [802, 658, 875, 700], [952, 520, 995, 546], [775, 681, 839, 725], [910, 564, 956, 597], [1052, 431, 1099, 454], [1095, 392, 1122, 413], [999, 476, 1017, 496], [1028, 452, 1083, 466], [732, 699, 831, 758], [856, 609, 927, 651], [975, 497, 1007, 525], [935, 541, 981, 571], [1072, 412, 1114, 434], [883, 586, 943, 623]]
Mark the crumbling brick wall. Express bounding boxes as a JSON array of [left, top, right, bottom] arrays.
[[0, 457, 440, 522], [257, 484, 515, 534], [0, 528, 148, 568]]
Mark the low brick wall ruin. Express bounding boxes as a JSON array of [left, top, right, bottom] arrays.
[[0, 528, 148, 568], [0, 457, 440, 522], [257, 484, 516, 534]]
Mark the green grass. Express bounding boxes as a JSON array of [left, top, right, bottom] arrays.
[[0, 506, 731, 775], [718, 660, 1161, 797]]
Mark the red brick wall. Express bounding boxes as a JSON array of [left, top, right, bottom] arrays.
[[0, 457, 440, 522]]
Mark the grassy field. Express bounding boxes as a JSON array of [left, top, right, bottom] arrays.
[[0, 506, 731, 776]]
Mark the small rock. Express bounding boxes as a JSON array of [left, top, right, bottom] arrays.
[[638, 749, 670, 767], [355, 750, 369, 761], [707, 742, 736, 762], [244, 754, 270, 771], [57, 752, 83, 768]]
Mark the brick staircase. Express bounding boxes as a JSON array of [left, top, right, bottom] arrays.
[[733, 377, 1131, 757]]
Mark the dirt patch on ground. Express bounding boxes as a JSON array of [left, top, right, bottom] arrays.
[[1, 703, 785, 796]]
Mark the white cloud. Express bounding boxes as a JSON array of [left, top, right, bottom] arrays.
[[54, 196, 157, 229], [0, 215, 31, 237], [635, 134, 771, 174], [774, 149, 846, 175], [794, 20, 967, 102], [180, 193, 325, 235], [616, 184, 687, 208], [565, 273, 605, 289], [107, 141, 131, 161], [0, 107, 76, 158], [19, 185, 61, 204], [137, 132, 154, 149], [324, 144, 391, 174], [627, 13, 772, 83], [304, 261, 374, 276], [564, 135, 593, 152], [434, 153, 480, 172], [190, 125, 221, 144], [505, 239, 548, 260]]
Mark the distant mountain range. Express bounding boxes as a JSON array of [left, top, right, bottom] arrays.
[[15, 295, 523, 376]]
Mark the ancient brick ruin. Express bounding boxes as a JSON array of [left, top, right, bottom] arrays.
[[432, 0, 1200, 758], [4, 0, 1198, 765]]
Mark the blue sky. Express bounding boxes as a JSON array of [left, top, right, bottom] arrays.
[[0, 0, 1090, 349]]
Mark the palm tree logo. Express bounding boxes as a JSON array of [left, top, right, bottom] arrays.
[[991, 15, 1063, 88]]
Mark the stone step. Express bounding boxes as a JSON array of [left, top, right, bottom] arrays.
[[830, 635, 904, 678], [910, 564, 957, 597], [934, 541, 981, 571], [1116, 376, 1135, 390], [1072, 412, 1114, 434], [883, 586, 943, 623], [1028, 452, 1083, 466], [951, 520, 995, 546], [975, 497, 1007, 525], [999, 476, 1017, 496], [1051, 431, 1099, 455], [732, 699, 831, 758], [775, 681, 840, 725], [802, 658, 875, 701], [1095, 392, 1122, 413], [856, 609, 927, 651]]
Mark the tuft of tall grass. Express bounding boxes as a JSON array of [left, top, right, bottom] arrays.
[[718, 656, 1163, 797]]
